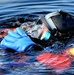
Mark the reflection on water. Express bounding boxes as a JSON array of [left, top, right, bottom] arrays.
[[0, 0, 74, 75]]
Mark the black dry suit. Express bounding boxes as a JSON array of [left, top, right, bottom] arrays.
[[41, 10, 74, 32]]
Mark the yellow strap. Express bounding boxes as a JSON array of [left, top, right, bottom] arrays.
[[69, 48, 74, 56]]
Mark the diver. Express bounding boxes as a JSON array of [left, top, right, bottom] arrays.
[[0, 10, 74, 55]]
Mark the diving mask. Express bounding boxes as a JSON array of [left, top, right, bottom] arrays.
[[21, 22, 51, 40], [27, 24, 51, 40]]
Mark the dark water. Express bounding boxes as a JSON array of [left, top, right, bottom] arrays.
[[0, 0, 74, 75]]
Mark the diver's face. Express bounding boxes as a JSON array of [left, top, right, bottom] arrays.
[[41, 23, 49, 33]]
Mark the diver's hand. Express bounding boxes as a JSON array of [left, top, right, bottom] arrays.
[[1, 27, 35, 52]]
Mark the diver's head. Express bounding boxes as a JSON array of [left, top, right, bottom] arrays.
[[40, 10, 74, 32]]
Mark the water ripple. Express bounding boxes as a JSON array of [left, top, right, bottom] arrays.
[[0, 0, 74, 75], [0, 0, 74, 21]]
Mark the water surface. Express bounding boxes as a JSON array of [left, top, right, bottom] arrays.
[[0, 0, 74, 75], [0, 0, 74, 21]]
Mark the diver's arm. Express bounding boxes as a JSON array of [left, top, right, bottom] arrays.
[[0, 27, 43, 55]]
